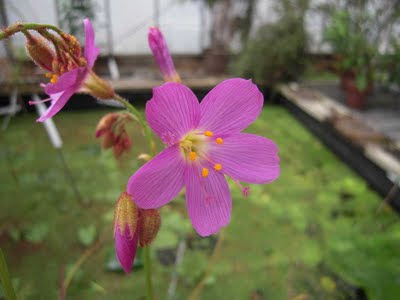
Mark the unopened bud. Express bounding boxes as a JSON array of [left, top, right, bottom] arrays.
[[25, 33, 56, 72], [102, 131, 116, 149], [138, 153, 152, 162], [95, 113, 118, 137], [148, 27, 181, 83], [83, 71, 115, 99], [114, 192, 140, 273], [138, 209, 161, 247], [62, 33, 82, 57], [114, 192, 139, 238]]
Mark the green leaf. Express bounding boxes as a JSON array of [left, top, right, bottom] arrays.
[[0, 249, 17, 300], [25, 223, 49, 244], [77, 224, 97, 247]]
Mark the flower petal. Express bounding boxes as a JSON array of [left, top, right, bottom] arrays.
[[127, 144, 185, 209], [44, 67, 87, 95], [199, 78, 263, 134], [115, 227, 138, 273], [83, 18, 100, 68], [146, 83, 200, 145], [208, 133, 280, 184], [36, 89, 75, 122], [185, 163, 232, 237]]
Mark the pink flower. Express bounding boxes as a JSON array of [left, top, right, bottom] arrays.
[[127, 78, 280, 236], [114, 192, 161, 273], [32, 18, 100, 122], [148, 27, 181, 82]]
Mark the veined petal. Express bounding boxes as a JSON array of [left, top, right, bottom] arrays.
[[83, 18, 100, 68], [146, 82, 200, 145], [44, 67, 87, 95], [127, 144, 185, 209], [115, 227, 138, 273], [199, 78, 263, 134], [185, 163, 232, 237], [208, 133, 280, 184], [36, 89, 75, 122]]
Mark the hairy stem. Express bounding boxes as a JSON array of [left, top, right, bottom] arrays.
[[143, 246, 154, 300], [0, 22, 63, 40], [113, 94, 155, 155]]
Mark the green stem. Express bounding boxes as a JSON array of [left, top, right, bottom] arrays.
[[113, 94, 155, 155], [0, 249, 17, 300], [143, 246, 154, 300], [0, 22, 63, 40]]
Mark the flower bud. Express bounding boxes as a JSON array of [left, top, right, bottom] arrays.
[[96, 113, 132, 158], [148, 27, 181, 83], [25, 34, 56, 72], [83, 71, 115, 99], [95, 113, 118, 138], [114, 192, 139, 273], [138, 209, 161, 247]]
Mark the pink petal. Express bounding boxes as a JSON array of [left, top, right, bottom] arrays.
[[83, 18, 100, 68], [199, 78, 263, 134], [185, 163, 232, 237], [208, 133, 280, 184], [146, 83, 200, 145], [115, 227, 138, 273], [127, 144, 185, 209], [44, 67, 87, 95], [36, 89, 75, 122]]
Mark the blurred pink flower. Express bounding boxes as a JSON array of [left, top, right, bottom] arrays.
[[148, 27, 181, 82], [31, 18, 100, 122], [127, 78, 280, 236]]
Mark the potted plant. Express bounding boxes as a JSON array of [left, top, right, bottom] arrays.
[[324, 9, 376, 109]]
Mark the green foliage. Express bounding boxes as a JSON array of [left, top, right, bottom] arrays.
[[231, 1, 308, 84], [24, 223, 49, 244], [77, 224, 97, 247], [0, 108, 399, 299]]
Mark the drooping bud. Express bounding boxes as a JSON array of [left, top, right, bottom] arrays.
[[83, 71, 115, 99], [148, 27, 181, 83], [112, 130, 132, 158], [25, 33, 56, 72], [96, 112, 133, 158], [61, 33, 82, 58], [138, 209, 161, 247], [114, 192, 140, 273], [95, 113, 118, 138]]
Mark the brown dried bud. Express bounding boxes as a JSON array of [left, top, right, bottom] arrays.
[[25, 34, 56, 72], [138, 209, 161, 247]]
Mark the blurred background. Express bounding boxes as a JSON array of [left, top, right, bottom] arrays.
[[1, 0, 400, 299]]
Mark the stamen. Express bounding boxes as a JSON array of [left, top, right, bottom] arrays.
[[204, 131, 213, 137], [202, 168, 209, 177], [28, 98, 52, 105], [216, 137, 223, 144], [189, 151, 197, 161], [45, 72, 52, 78], [50, 74, 58, 84], [214, 163, 222, 171]]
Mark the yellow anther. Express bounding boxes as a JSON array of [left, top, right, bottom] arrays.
[[204, 131, 213, 137], [214, 163, 222, 171], [202, 168, 209, 177], [45, 72, 52, 78], [189, 151, 197, 161], [50, 74, 58, 83], [216, 137, 223, 144]]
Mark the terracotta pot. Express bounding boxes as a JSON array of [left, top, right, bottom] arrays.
[[340, 70, 355, 91], [345, 79, 368, 109]]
